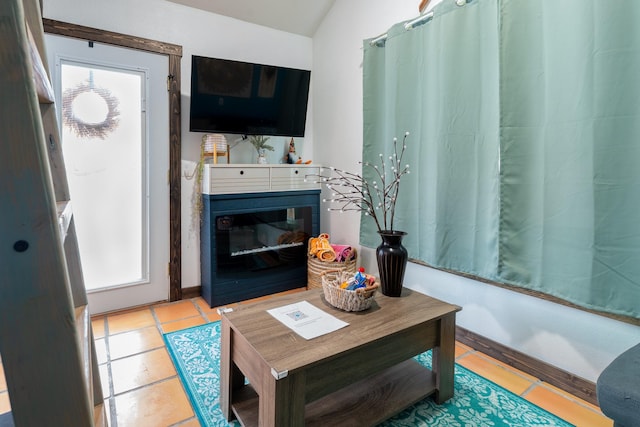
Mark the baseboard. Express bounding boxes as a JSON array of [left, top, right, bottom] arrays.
[[456, 326, 598, 406], [181, 285, 201, 300]]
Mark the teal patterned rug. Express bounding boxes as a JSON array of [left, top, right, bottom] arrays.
[[164, 322, 573, 427]]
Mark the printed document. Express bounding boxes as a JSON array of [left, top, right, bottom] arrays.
[[267, 300, 349, 340]]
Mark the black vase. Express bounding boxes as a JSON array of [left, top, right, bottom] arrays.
[[376, 230, 408, 297]]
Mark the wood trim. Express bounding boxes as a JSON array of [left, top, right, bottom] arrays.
[[455, 326, 599, 406], [168, 55, 182, 301], [182, 285, 202, 300], [42, 18, 183, 301], [411, 259, 640, 327], [42, 19, 182, 56]]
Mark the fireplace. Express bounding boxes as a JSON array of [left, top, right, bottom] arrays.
[[200, 189, 320, 307]]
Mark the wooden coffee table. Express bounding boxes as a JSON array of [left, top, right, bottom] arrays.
[[220, 288, 461, 426]]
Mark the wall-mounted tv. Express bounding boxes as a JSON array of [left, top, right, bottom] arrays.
[[189, 55, 311, 137]]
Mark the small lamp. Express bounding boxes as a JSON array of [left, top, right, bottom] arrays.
[[203, 134, 229, 164]]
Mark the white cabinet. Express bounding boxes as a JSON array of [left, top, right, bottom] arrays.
[[204, 165, 271, 194], [271, 166, 320, 191], [203, 164, 321, 195]]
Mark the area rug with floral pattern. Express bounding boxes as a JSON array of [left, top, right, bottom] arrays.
[[164, 321, 573, 427]]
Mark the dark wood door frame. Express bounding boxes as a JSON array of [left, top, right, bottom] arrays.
[[43, 18, 183, 302]]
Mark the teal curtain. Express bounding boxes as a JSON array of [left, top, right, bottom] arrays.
[[499, 0, 640, 317], [362, 0, 640, 319], [362, 0, 501, 281]]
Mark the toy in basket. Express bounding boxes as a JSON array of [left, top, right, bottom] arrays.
[[307, 233, 357, 289], [321, 268, 379, 312]]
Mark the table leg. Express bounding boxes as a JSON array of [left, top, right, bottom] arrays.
[[433, 313, 456, 404], [260, 370, 305, 426], [220, 317, 239, 421]]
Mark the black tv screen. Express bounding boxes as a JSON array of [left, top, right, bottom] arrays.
[[189, 55, 311, 137]]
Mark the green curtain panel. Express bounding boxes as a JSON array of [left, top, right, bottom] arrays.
[[362, 0, 501, 281], [499, 0, 640, 318], [362, 0, 640, 319]]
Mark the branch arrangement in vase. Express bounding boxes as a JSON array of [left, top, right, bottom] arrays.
[[309, 132, 410, 233]]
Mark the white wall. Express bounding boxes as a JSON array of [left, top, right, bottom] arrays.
[[43, 0, 314, 290], [312, 0, 640, 382]]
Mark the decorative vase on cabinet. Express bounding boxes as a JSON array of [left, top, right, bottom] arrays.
[[257, 148, 268, 164], [376, 230, 408, 297]]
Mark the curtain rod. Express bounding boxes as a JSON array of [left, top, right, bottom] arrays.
[[369, 33, 388, 46], [404, 11, 434, 30], [369, 10, 435, 47]]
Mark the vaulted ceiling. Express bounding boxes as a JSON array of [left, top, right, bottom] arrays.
[[166, 0, 336, 37]]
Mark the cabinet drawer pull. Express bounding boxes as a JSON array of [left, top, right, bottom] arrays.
[[239, 170, 244, 175], [294, 170, 299, 174]]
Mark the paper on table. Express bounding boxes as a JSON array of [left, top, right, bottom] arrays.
[[267, 300, 349, 340]]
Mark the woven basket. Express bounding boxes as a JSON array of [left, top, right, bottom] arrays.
[[321, 270, 378, 312], [307, 249, 357, 289]]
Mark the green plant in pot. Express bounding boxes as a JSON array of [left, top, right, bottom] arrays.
[[313, 132, 411, 297], [249, 135, 274, 163]]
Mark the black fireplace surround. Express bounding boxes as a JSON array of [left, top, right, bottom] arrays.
[[201, 190, 320, 307]]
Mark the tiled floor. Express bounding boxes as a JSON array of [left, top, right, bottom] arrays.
[[0, 288, 613, 427]]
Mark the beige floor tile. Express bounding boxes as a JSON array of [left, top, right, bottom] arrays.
[[109, 326, 164, 360], [195, 298, 216, 310], [0, 391, 9, 414], [161, 316, 207, 333], [193, 297, 221, 320], [465, 351, 538, 382], [456, 352, 535, 395], [107, 308, 155, 335], [114, 377, 193, 427], [193, 296, 213, 311], [455, 342, 473, 358], [525, 384, 613, 427], [153, 300, 200, 323], [110, 348, 176, 395], [205, 310, 222, 323], [541, 381, 605, 413], [195, 297, 241, 323]]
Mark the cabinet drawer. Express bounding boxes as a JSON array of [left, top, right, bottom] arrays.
[[204, 166, 270, 194], [271, 166, 320, 191]]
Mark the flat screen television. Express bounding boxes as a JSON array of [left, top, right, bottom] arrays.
[[189, 55, 311, 137]]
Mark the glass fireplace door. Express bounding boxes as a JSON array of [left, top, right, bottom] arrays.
[[216, 207, 310, 279]]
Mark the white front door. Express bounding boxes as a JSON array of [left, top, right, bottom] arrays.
[[45, 34, 169, 314]]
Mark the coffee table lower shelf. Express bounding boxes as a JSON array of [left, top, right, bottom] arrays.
[[231, 358, 437, 427]]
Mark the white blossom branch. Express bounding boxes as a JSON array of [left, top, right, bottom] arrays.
[[306, 132, 410, 233]]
